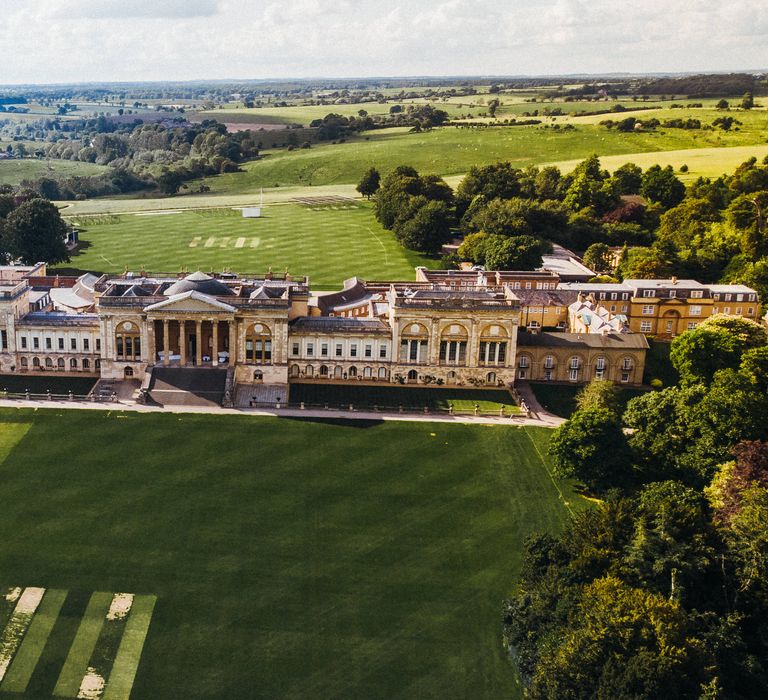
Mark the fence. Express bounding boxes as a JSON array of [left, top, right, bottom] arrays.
[[244, 399, 529, 418], [0, 390, 117, 403]]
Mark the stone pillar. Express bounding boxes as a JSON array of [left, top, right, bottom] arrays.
[[212, 320, 219, 366], [179, 319, 186, 366], [195, 320, 203, 365], [162, 319, 170, 366], [146, 318, 155, 364], [228, 320, 237, 364]]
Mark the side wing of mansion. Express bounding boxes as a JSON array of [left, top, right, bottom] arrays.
[[0, 263, 760, 397]]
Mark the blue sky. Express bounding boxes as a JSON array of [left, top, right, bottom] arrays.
[[1, 0, 766, 84]]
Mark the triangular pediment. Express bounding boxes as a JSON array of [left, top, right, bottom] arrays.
[[144, 290, 236, 313]]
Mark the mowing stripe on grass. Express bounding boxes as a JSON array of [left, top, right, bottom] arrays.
[[101, 595, 156, 700], [1, 588, 67, 693], [53, 591, 112, 698], [0, 586, 46, 681]]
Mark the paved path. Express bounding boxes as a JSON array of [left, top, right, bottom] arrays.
[[0, 397, 565, 429], [513, 381, 566, 427]]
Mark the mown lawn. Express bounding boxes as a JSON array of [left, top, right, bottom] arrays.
[[0, 408, 586, 700], [0, 159, 108, 186], [57, 202, 432, 288]]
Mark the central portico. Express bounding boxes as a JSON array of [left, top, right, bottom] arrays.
[[145, 290, 237, 367]]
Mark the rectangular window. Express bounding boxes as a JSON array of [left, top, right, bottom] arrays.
[[291, 343, 299, 356], [306, 343, 314, 357], [748, 307, 754, 315], [350, 344, 357, 358], [58, 338, 64, 350], [321, 343, 328, 356], [640, 321, 652, 332], [45, 337, 52, 350], [621, 305, 628, 313], [33, 337, 39, 350], [687, 322, 698, 330], [642, 305, 654, 315], [20, 337, 27, 350], [691, 290, 703, 299], [379, 345, 387, 358], [669, 290, 676, 298], [736, 307, 742, 315], [335, 344, 343, 357], [643, 290, 654, 298], [724, 307, 731, 314], [621, 372, 630, 383], [95, 339, 100, 352], [364, 345, 372, 358], [0, 330, 6, 351], [71, 338, 77, 350], [83, 338, 89, 351], [116, 336, 124, 357], [690, 305, 702, 316]]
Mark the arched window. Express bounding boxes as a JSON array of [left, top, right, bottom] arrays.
[[400, 323, 429, 364], [319, 365, 328, 377], [254, 369, 264, 381], [20, 357, 28, 368], [94, 359, 100, 369], [446, 370, 457, 384], [348, 366, 357, 378], [439, 324, 468, 366], [45, 357, 53, 369], [543, 355, 555, 369], [568, 356, 581, 382], [290, 364, 300, 377], [486, 372, 497, 385], [82, 358, 90, 370], [378, 367, 388, 380], [595, 357, 607, 379], [479, 325, 509, 366], [124, 367, 134, 378], [305, 365, 314, 377], [115, 321, 141, 360], [245, 324, 272, 364], [363, 366, 372, 378], [57, 358, 65, 370], [407, 369, 418, 383], [70, 358, 78, 369], [32, 357, 40, 368], [334, 366, 343, 379]]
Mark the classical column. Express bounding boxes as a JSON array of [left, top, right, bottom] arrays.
[[212, 320, 219, 366], [228, 320, 237, 364], [162, 319, 170, 366], [179, 319, 186, 366], [195, 320, 203, 365]]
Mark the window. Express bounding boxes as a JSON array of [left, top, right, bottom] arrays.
[[245, 325, 272, 364], [528, 320, 540, 329], [569, 357, 580, 370], [33, 337, 39, 350], [82, 358, 90, 369], [690, 305, 701, 316], [319, 365, 328, 377], [379, 345, 387, 359], [642, 305, 655, 315], [364, 345, 372, 358], [57, 358, 65, 370], [736, 307, 742, 315], [335, 344, 343, 357], [306, 343, 314, 357], [45, 357, 53, 368], [71, 338, 77, 351], [33, 357, 40, 368], [643, 290, 654, 298], [622, 357, 632, 370], [439, 340, 468, 365], [725, 293, 732, 301], [621, 372, 630, 383], [687, 322, 698, 330], [321, 343, 328, 357], [115, 324, 140, 361], [723, 307, 731, 314], [58, 338, 64, 351], [291, 343, 299, 356], [518, 356, 530, 368], [45, 337, 52, 350], [378, 367, 388, 379], [400, 339, 428, 364], [596, 357, 606, 370], [621, 305, 628, 313], [83, 338, 90, 351], [478, 341, 506, 365], [748, 307, 754, 315], [95, 339, 101, 352], [20, 337, 27, 350], [349, 344, 357, 358], [691, 290, 703, 299], [70, 358, 77, 369], [544, 355, 555, 369], [544, 369, 553, 381], [669, 290, 676, 298], [20, 357, 27, 368], [348, 366, 357, 378], [640, 321, 652, 332], [737, 294, 744, 302], [610, 292, 617, 300]]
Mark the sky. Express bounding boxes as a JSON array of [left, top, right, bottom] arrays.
[[1, 0, 767, 84]]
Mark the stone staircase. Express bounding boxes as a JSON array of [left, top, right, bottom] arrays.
[[148, 367, 227, 407]]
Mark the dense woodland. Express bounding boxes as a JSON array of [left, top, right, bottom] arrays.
[[367, 155, 768, 301], [506, 315, 768, 698]]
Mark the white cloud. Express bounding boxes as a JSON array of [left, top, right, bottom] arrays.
[[0, 0, 765, 84]]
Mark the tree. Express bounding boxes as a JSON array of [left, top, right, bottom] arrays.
[[549, 407, 634, 491], [392, 200, 451, 254], [726, 191, 768, 260], [716, 99, 730, 109], [356, 167, 380, 199], [157, 169, 185, 195], [487, 99, 500, 117], [740, 92, 754, 110], [4, 198, 69, 265], [482, 234, 547, 270], [575, 379, 622, 416], [706, 441, 768, 523], [610, 162, 643, 194], [640, 165, 685, 209], [582, 242, 612, 274], [455, 162, 526, 219], [619, 247, 672, 279]]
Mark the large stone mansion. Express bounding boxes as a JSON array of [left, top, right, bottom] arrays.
[[0, 262, 760, 404]]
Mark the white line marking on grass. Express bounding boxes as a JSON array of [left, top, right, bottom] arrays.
[[0, 587, 45, 682], [101, 595, 157, 700], [204, 237, 216, 248], [189, 237, 201, 248], [364, 227, 389, 265], [219, 238, 231, 248], [4, 589, 21, 604], [77, 667, 105, 699], [234, 237, 246, 248], [53, 592, 113, 698], [250, 238, 260, 248], [134, 211, 182, 217], [106, 593, 133, 622], [1, 589, 67, 693]]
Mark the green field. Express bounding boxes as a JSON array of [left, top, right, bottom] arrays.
[[0, 408, 586, 699], [289, 384, 518, 412], [0, 159, 108, 186], [59, 202, 432, 287]]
